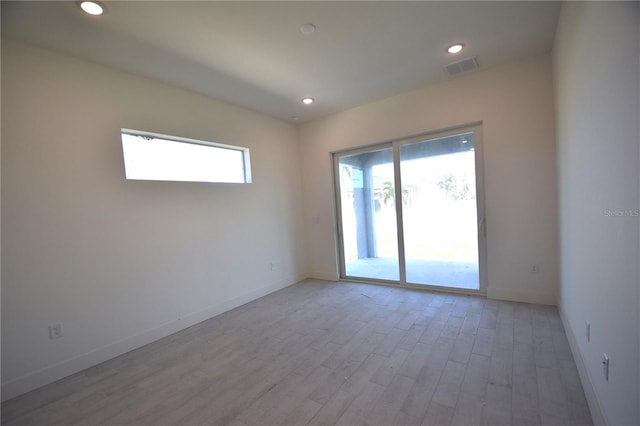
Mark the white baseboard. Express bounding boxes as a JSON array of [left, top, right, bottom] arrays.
[[558, 307, 607, 426], [307, 271, 339, 282], [1, 280, 296, 402], [487, 287, 556, 305]]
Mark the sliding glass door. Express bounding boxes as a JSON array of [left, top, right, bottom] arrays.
[[399, 133, 480, 289], [334, 124, 485, 292], [337, 147, 399, 281]]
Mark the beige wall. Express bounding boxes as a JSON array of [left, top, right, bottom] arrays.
[[299, 54, 558, 305], [553, 3, 640, 425], [1, 40, 306, 400]]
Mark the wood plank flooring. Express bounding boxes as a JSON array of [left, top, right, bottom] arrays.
[[2, 280, 593, 425]]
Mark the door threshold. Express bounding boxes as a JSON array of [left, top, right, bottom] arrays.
[[339, 276, 486, 297]]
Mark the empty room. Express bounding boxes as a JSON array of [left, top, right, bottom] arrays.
[[1, 1, 638, 425]]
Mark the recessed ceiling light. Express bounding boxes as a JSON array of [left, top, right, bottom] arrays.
[[78, 1, 105, 16], [300, 24, 316, 35], [301, 97, 314, 105], [447, 43, 465, 54]]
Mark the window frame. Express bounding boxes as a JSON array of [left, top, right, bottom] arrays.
[[120, 128, 252, 184]]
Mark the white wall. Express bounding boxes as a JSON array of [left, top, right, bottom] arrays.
[[553, 3, 640, 425], [1, 40, 306, 400], [299, 54, 558, 305]]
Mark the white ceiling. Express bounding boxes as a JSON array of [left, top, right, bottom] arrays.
[[1, 1, 560, 123]]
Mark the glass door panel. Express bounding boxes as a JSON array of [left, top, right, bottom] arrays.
[[399, 133, 480, 289], [337, 147, 399, 281]]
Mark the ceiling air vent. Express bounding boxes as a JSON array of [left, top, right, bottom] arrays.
[[444, 56, 479, 76]]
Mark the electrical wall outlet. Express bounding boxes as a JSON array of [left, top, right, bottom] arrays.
[[602, 353, 609, 381], [49, 323, 63, 339]]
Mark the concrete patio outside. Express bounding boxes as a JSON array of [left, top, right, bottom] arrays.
[[345, 257, 479, 290]]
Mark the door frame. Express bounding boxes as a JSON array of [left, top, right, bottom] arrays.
[[332, 121, 487, 295]]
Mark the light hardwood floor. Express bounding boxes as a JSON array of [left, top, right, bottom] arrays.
[[2, 279, 593, 426]]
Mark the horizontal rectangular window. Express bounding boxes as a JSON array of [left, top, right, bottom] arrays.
[[121, 129, 251, 183]]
